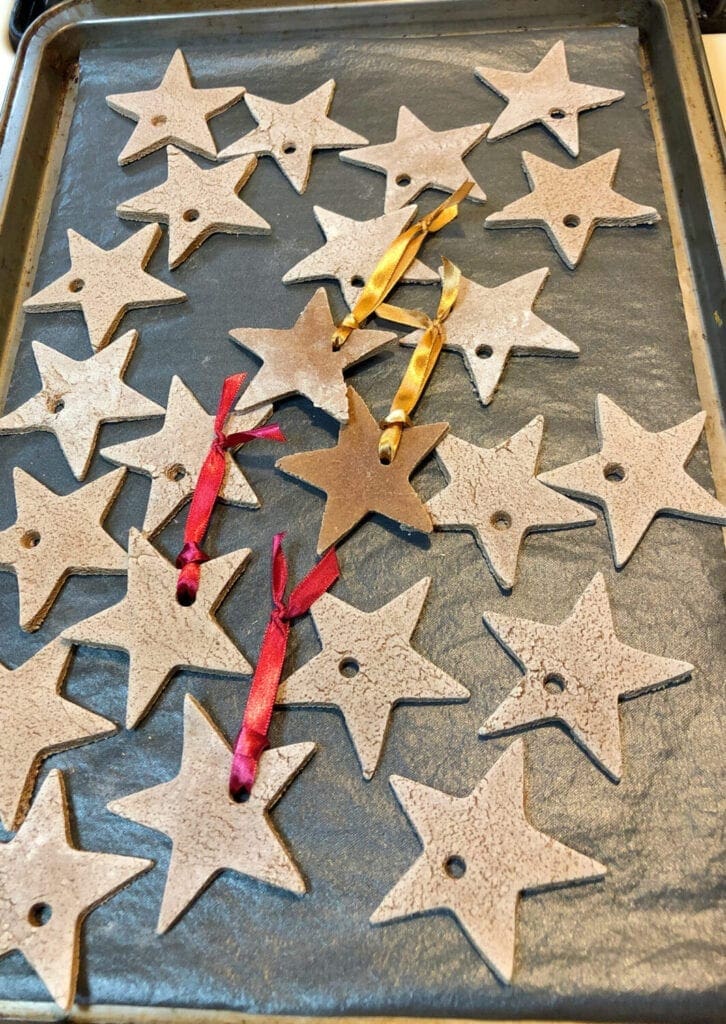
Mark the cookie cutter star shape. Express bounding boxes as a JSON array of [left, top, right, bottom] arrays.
[[107, 48, 244, 165], [427, 418, 594, 591], [218, 79, 367, 194], [62, 529, 251, 729], [277, 578, 468, 779], [108, 694, 315, 933], [0, 770, 151, 1011], [401, 267, 578, 405], [371, 740, 605, 982], [341, 106, 489, 212], [23, 224, 186, 352], [481, 573, 693, 781], [0, 467, 127, 632], [476, 40, 624, 157], [539, 394, 726, 567], [230, 288, 395, 423], [485, 150, 659, 269], [0, 330, 163, 480], [117, 146, 270, 269], [276, 388, 448, 553]]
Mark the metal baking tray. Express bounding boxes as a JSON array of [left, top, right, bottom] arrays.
[[0, 1, 724, 1021]]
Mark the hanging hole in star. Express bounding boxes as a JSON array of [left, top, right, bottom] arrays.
[[396, 174, 412, 187], [475, 344, 493, 360], [563, 214, 580, 228], [151, 114, 167, 126], [47, 396, 65, 414], [176, 588, 196, 607], [232, 788, 250, 803], [350, 275, 365, 288], [28, 902, 52, 927], [603, 462, 626, 483], [549, 108, 567, 119], [68, 278, 84, 293], [283, 142, 297, 154], [490, 511, 512, 531], [165, 463, 187, 483], [543, 672, 566, 694], [21, 530, 41, 549], [338, 656, 360, 678], [444, 855, 466, 879], [183, 209, 200, 222]]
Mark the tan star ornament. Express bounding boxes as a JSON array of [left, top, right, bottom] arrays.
[[277, 388, 448, 552], [539, 394, 726, 567], [218, 80, 367, 194], [371, 739, 605, 982], [485, 150, 659, 269], [230, 289, 395, 423], [476, 40, 624, 157], [108, 694, 314, 932], [107, 48, 244, 165], [0, 641, 115, 831], [282, 205, 438, 308], [62, 530, 251, 728], [23, 224, 186, 352], [0, 330, 163, 480], [0, 770, 151, 1011], [0, 467, 127, 632], [427, 418, 594, 591], [277, 578, 468, 778], [117, 146, 270, 269], [101, 375, 271, 537], [401, 267, 578, 405], [340, 106, 488, 212], [481, 574, 693, 780]]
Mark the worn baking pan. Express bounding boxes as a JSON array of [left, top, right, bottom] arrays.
[[0, 1, 724, 1022]]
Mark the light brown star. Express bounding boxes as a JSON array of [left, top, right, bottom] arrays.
[[0, 467, 127, 632], [23, 225, 186, 352], [276, 388, 448, 552], [106, 48, 244, 165], [108, 694, 315, 933], [371, 740, 605, 982], [0, 770, 151, 1011]]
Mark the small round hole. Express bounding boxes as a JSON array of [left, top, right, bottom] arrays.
[[475, 344, 493, 360], [165, 463, 187, 482], [151, 114, 167, 126], [68, 278, 84, 293], [395, 174, 411, 187], [283, 143, 297, 154], [47, 396, 65, 414], [444, 855, 466, 879], [28, 902, 52, 927], [549, 108, 567, 119], [603, 462, 626, 483], [183, 209, 200, 222], [232, 788, 250, 803], [350, 275, 365, 288], [490, 511, 511, 531], [543, 672, 566, 694], [21, 530, 41, 549], [338, 656, 360, 678], [563, 214, 580, 228], [176, 589, 196, 607]]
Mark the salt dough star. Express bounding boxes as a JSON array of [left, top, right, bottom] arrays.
[[101, 376, 271, 537], [427, 418, 594, 591], [0, 770, 151, 1011], [282, 205, 438, 307], [62, 530, 251, 728], [277, 388, 448, 552], [0, 330, 163, 480], [218, 80, 367, 194], [0, 467, 127, 632], [0, 641, 115, 832], [117, 146, 270, 269], [401, 267, 578, 405], [23, 225, 186, 352], [476, 40, 624, 157], [340, 106, 488, 212], [277, 578, 468, 778], [230, 289, 395, 422], [481, 574, 693, 781], [539, 395, 726, 567], [486, 150, 659, 269], [371, 739, 605, 982], [108, 694, 314, 932], [107, 48, 244, 165]]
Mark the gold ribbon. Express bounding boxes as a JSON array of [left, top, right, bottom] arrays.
[[331, 179, 474, 351], [376, 257, 461, 464]]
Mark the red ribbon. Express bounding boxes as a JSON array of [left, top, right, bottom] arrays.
[[230, 533, 340, 797], [176, 372, 286, 604]]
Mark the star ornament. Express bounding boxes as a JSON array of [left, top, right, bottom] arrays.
[[401, 267, 578, 405], [476, 40, 624, 157], [218, 80, 367, 194], [230, 289, 395, 423], [277, 578, 468, 778], [481, 574, 693, 781], [62, 529, 252, 728], [427, 418, 594, 591], [276, 388, 448, 553], [109, 694, 314, 933], [117, 146, 270, 269], [485, 150, 660, 269], [371, 740, 605, 982], [0, 770, 151, 1011], [107, 48, 244, 165], [341, 106, 488, 212], [539, 394, 726, 566], [23, 224, 186, 352], [0, 330, 163, 480]]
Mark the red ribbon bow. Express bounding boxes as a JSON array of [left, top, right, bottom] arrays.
[[230, 533, 340, 798], [175, 372, 286, 603]]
